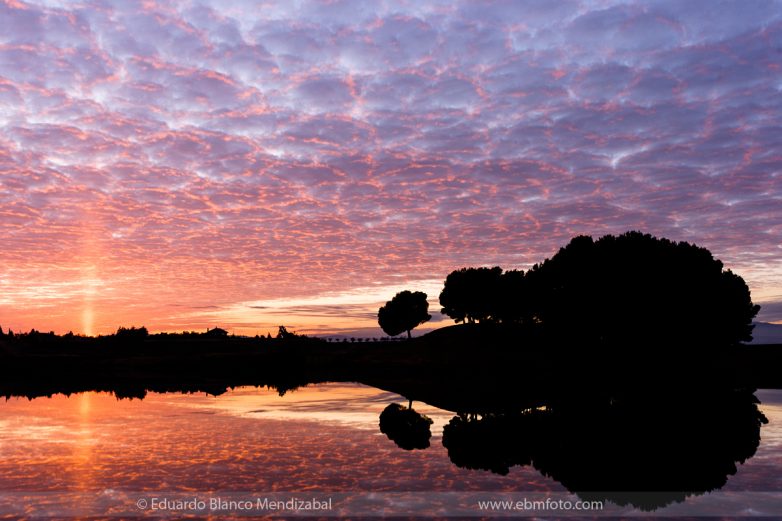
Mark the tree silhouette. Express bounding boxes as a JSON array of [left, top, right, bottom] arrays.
[[439, 267, 503, 324], [277, 325, 299, 339], [378, 291, 432, 338], [115, 326, 148, 339], [494, 269, 533, 325], [203, 327, 228, 338], [435, 232, 759, 344], [524, 231, 760, 347]]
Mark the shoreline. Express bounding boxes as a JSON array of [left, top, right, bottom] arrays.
[[2, 325, 781, 406]]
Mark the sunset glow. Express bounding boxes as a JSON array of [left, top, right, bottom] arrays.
[[1, 0, 781, 335]]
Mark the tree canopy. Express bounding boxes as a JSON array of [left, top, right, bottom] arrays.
[[114, 326, 149, 339], [439, 266, 503, 323], [378, 290, 432, 338], [523, 231, 760, 346], [438, 231, 760, 347]]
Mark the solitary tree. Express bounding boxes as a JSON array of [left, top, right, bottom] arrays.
[[378, 290, 432, 338]]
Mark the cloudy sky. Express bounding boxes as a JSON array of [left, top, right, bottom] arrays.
[[0, 0, 780, 336]]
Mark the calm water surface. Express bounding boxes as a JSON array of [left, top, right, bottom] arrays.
[[1, 384, 780, 517]]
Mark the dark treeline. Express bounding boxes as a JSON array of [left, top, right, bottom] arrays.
[[390, 231, 759, 347], [0, 324, 304, 344]]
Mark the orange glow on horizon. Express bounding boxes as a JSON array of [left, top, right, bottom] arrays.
[[0, 269, 780, 336]]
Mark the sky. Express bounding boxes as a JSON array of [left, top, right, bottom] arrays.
[[0, 0, 781, 336]]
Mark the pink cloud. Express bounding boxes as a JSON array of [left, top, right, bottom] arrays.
[[0, 0, 780, 334]]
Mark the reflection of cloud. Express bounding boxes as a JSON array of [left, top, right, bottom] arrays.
[[161, 383, 458, 436], [0, 0, 780, 335], [0, 385, 542, 496]]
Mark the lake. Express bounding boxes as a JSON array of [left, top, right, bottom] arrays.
[[0, 384, 780, 518]]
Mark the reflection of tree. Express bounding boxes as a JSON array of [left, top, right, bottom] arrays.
[[442, 413, 534, 475], [379, 403, 433, 450], [441, 388, 768, 511]]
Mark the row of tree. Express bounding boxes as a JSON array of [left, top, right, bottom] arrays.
[[378, 231, 760, 346]]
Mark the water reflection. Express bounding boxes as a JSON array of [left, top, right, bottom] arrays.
[[0, 382, 777, 516], [439, 387, 768, 510], [379, 403, 433, 450]]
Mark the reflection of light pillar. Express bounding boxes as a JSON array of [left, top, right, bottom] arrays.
[[79, 392, 92, 417], [74, 393, 97, 494]]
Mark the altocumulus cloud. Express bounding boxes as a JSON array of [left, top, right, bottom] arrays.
[[0, 0, 781, 334]]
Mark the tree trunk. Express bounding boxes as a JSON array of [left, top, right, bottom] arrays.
[[407, 329, 411, 339]]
